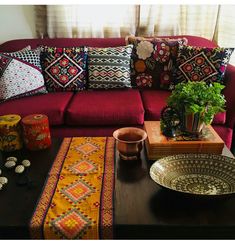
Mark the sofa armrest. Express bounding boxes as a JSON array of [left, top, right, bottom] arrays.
[[223, 64, 235, 129]]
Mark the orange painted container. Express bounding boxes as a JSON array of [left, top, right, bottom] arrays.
[[0, 114, 23, 151], [21, 114, 51, 150]]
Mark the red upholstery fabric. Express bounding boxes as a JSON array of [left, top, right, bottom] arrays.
[[213, 112, 226, 125], [141, 90, 171, 120], [0, 92, 73, 125], [0, 36, 217, 53], [213, 125, 233, 149], [160, 35, 218, 48], [0, 38, 125, 52], [141, 90, 226, 125], [223, 64, 235, 129], [66, 89, 144, 126]]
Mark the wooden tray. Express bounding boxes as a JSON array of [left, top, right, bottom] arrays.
[[144, 121, 224, 160]]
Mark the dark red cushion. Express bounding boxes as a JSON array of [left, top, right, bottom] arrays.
[[0, 38, 125, 52], [141, 90, 226, 125], [141, 90, 171, 120], [0, 36, 217, 53], [0, 92, 73, 125], [66, 89, 144, 126], [213, 112, 226, 125]]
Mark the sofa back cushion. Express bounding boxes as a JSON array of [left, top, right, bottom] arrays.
[[0, 35, 218, 53], [0, 38, 126, 52]]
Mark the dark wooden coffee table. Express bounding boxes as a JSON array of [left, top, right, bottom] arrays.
[[0, 138, 235, 239], [0, 138, 63, 239], [114, 146, 235, 239]]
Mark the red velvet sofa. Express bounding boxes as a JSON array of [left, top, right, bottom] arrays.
[[0, 36, 235, 151]]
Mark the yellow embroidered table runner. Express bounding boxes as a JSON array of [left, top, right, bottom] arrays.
[[30, 137, 115, 239]]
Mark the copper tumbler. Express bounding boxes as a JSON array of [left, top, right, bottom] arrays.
[[113, 127, 147, 160]]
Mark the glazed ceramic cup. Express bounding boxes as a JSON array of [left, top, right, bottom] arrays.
[[113, 127, 147, 160]]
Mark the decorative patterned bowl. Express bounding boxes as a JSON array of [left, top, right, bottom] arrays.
[[113, 127, 147, 160], [150, 154, 235, 196]]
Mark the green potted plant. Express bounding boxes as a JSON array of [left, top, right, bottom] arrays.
[[167, 81, 226, 134]]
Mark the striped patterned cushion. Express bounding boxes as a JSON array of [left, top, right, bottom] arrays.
[[88, 45, 133, 89]]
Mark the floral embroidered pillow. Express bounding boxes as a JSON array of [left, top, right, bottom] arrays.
[[127, 37, 188, 90], [172, 45, 234, 88], [40, 46, 88, 92]]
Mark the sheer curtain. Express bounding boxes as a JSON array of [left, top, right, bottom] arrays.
[[35, 4, 235, 64], [138, 5, 219, 38], [45, 5, 138, 38], [137, 5, 235, 64], [213, 5, 235, 64]]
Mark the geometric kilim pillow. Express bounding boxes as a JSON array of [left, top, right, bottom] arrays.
[[88, 45, 133, 89], [127, 37, 188, 90], [172, 45, 234, 89], [0, 48, 47, 102], [40, 46, 88, 92]]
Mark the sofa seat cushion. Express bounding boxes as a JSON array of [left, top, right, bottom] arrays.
[[0, 92, 73, 125], [66, 89, 144, 126], [141, 90, 226, 125]]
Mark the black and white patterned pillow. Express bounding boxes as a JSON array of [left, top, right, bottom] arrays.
[[0, 48, 47, 102], [10, 48, 42, 70], [88, 45, 133, 89]]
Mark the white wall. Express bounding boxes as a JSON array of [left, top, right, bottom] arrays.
[[0, 5, 36, 44]]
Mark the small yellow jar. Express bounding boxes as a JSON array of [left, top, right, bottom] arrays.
[[0, 114, 22, 151]]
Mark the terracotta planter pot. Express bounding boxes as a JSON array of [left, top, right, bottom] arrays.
[[181, 112, 205, 134]]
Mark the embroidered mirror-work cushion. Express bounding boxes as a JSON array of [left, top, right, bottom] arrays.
[[172, 45, 234, 88], [41, 46, 88, 92]]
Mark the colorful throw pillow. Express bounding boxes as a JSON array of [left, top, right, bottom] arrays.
[[88, 45, 133, 89], [40, 46, 88, 92], [127, 36, 188, 90], [172, 45, 234, 88], [0, 48, 47, 102]]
